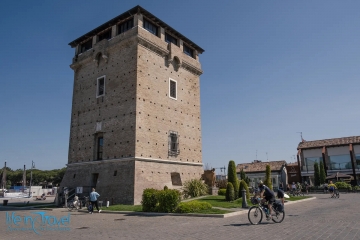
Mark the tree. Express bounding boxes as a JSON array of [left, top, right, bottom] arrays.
[[314, 162, 320, 186], [240, 168, 245, 181], [225, 182, 235, 201], [319, 161, 326, 184], [264, 165, 273, 190], [240, 168, 250, 185], [227, 160, 239, 199]]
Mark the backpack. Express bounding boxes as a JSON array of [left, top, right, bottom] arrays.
[[273, 200, 284, 212]]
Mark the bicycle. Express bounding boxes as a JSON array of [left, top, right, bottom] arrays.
[[330, 189, 340, 198], [248, 197, 285, 224], [291, 189, 304, 197], [67, 199, 80, 211]]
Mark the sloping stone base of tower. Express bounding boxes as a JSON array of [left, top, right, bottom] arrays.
[[60, 158, 203, 205]]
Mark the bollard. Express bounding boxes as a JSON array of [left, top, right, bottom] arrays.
[[241, 189, 248, 208]]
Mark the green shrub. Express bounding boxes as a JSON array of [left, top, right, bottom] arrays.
[[182, 179, 209, 198], [335, 182, 351, 189], [218, 188, 226, 196], [175, 201, 212, 213], [157, 189, 181, 213], [164, 185, 169, 190], [226, 182, 235, 201], [228, 160, 239, 199], [141, 188, 159, 212], [264, 165, 272, 190], [239, 180, 250, 200]]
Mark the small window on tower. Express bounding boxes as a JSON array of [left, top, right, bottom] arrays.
[[118, 18, 134, 34], [97, 137, 103, 160], [183, 44, 194, 58], [98, 29, 112, 41], [169, 79, 177, 100], [97, 76, 105, 98], [165, 33, 177, 45], [168, 131, 179, 156], [80, 39, 92, 53], [143, 19, 158, 36]]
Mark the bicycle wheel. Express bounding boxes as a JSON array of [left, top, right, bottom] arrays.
[[68, 202, 74, 211], [248, 206, 263, 225], [271, 210, 285, 223]]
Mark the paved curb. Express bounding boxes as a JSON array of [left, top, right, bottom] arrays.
[[284, 196, 316, 206]]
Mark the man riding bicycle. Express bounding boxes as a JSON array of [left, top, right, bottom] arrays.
[[328, 181, 337, 197], [257, 180, 276, 219]]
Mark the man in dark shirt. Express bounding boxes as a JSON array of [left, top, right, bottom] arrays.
[[257, 180, 276, 218], [277, 188, 285, 204]]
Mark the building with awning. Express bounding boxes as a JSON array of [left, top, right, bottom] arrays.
[[297, 136, 360, 185]]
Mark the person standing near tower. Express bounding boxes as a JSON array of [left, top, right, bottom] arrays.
[[89, 188, 101, 214]]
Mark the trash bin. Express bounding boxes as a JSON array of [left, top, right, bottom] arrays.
[[3, 200, 8, 206]]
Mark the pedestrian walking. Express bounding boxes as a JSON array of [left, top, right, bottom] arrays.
[[89, 188, 101, 214]]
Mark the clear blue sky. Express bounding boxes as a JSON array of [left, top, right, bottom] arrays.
[[1, 1, 360, 172]]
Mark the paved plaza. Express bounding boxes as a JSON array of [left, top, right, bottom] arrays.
[[1, 193, 359, 240]]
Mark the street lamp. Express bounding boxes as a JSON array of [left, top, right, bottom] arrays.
[[29, 161, 35, 197]]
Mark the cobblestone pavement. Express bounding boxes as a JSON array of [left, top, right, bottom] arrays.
[[1, 193, 359, 240]]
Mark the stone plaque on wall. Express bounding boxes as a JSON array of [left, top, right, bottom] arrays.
[[171, 172, 182, 186]]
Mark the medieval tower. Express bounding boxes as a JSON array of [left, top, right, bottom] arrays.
[[60, 5, 204, 204]]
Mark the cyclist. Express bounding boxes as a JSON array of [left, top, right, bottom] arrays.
[[277, 188, 285, 205], [304, 181, 310, 194], [296, 182, 302, 192], [257, 180, 276, 219], [328, 181, 337, 197]]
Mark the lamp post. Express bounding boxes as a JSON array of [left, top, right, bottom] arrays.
[[29, 161, 35, 197]]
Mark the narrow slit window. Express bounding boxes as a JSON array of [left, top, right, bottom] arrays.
[[168, 131, 179, 156], [97, 137, 103, 160], [97, 76, 105, 97], [169, 79, 177, 100]]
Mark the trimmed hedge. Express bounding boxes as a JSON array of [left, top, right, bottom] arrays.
[[218, 188, 226, 196], [226, 182, 235, 201], [141, 188, 181, 213], [157, 189, 181, 213], [141, 188, 159, 212], [239, 180, 250, 200], [175, 201, 212, 213]]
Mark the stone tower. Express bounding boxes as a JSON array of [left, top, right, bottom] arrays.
[[60, 5, 204, 204]]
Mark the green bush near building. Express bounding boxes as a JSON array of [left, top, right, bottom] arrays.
[[141, 188, 181, 213]]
